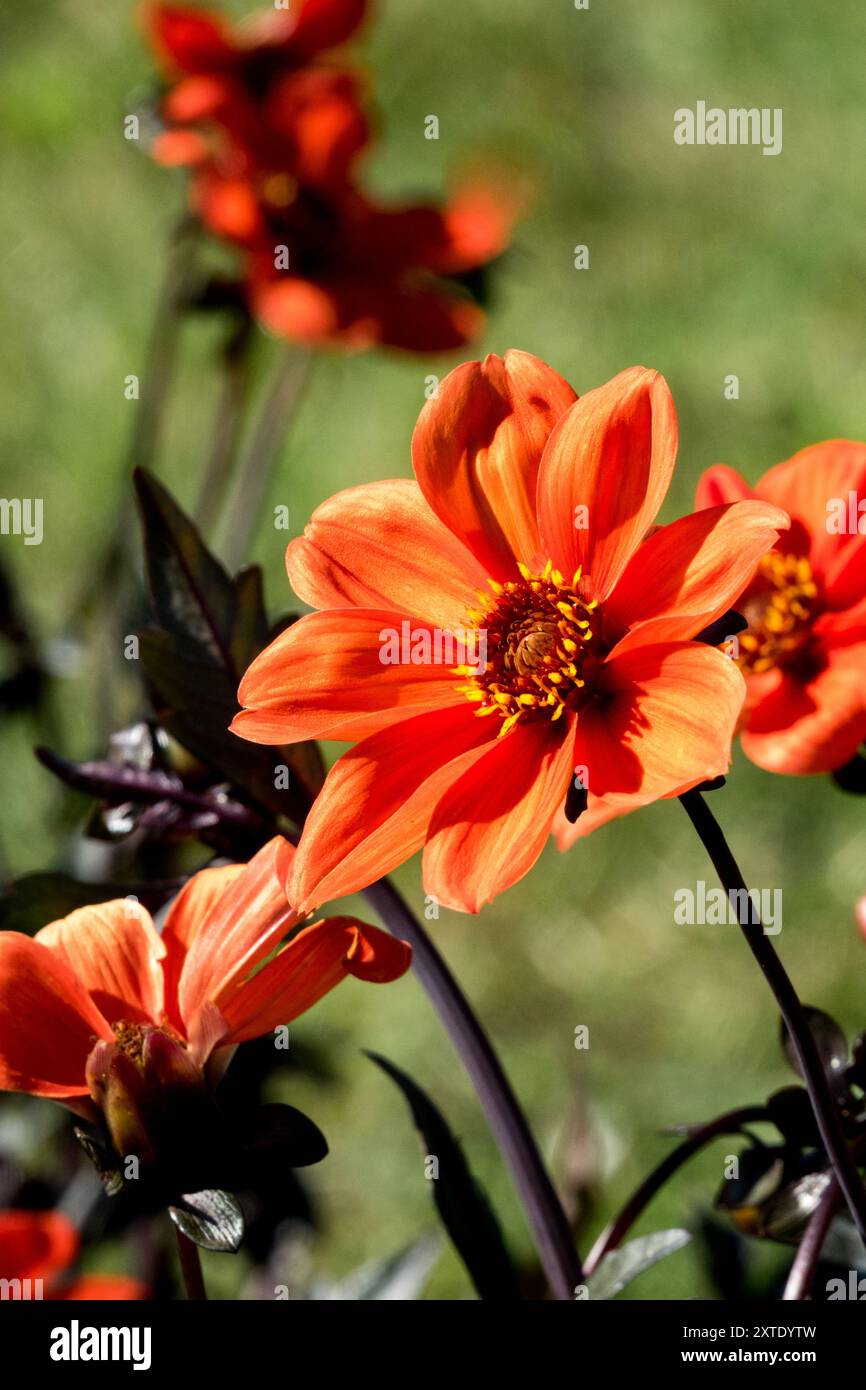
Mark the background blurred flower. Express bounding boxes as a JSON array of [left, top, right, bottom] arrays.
[[232, 351, 787, 911], [0, 1209, 146, 1299], [142, 1, 519, 351], [697, 442, 866, 775]]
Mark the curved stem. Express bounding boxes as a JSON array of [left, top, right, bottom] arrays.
[[584, 1106, 767, 1275], [680, 790, 866, 1245], [175, 1229, 207, 1301], [363, 877, 582, 1301], [195, 323, 256, 535], [783, 1177, 842, 1301], [220, 345, 312, 570]]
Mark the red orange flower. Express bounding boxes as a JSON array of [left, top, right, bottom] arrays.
[[232, 352, 788, 911], [143, 4, 518, 351], [145, 2, 370, 190], [0, 837, 409, 1106], [0, 1209, 145, 1300], [239, 178, 515, 352], [697, 442, 866, 775]]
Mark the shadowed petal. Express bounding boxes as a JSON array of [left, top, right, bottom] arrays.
[[603, 500, 788, 648], [422, 718, 576, 912], [289, 703, 496, 911], [0, 935, 113, 1097], [286, 479, 487, 630], [36, 902, 165, 1027], [742, 641, 866, 774], [572, 642, 744, 804], [220, 916, 411, 1043], [178, 838, 300, 1037], [537, 367, 677, 601], [232, 608, 465, 744], [412, 350, 578, 577], [695, 464, 753, 510]]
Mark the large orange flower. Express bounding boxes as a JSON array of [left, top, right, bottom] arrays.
[[0, 1209, 146, 1300], [232, 352, 788, 911], [697, 442, 866, 774], [0, 836, 409, 1104]]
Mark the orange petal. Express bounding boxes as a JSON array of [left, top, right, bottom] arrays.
[[695, 464, 753, 509], [537, 367, 677, 602], [603, 501, 789, 648], [756, 441, 866, 590], [36, 902, 165, 1028], [573, 642, 744, 804], [144, 4, 236, 74], [411, 350, 578, 577], [422, 718, 576, 912], [177, 838, 300, 1037], [0, 1209, 79, 1281], [232, 608, 463, 744], [284, 0, 369, 58], [286, 479, 487, 630], [160, 863, 247, 1030], [0, 935, 112, 1097], [289, 703, 496, 911], [251, 275, 343, 342], [219, 916, 411, 1044], [741, 640, 866, 774]]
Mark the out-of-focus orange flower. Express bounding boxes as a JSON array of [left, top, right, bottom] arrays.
[[231, 352, 788, 912], [224, 176, 517, 352], [143, 4, 520, 351], [696, 443, 866, 775], [145, 2, 371, 191], [0, 1209, 146, 1300], [0, 837, 409, 1108]]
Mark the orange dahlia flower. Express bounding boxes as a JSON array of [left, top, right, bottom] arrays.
[[0, 837, 409, 1110], [232, 352, 788, 911], [0, 1209, 146, 1300], [697, 442, 866, 774]]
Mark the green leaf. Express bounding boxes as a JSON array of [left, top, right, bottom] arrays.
[[586, 1229, 691, 1300], [315, 1235, 441, 1301], [367, 1051, 519, 1301], [169, 1189, 245, 1252]]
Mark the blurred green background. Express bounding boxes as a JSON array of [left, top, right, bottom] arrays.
[[1, 0, 865, 1298]]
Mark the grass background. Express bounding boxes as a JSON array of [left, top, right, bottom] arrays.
[[1, 0, 865, 1297]]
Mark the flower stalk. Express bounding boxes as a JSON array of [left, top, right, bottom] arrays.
[[584, 1106, 767, 1276], [363, 876, 582, 1301], [680, 789, 866, 1245]]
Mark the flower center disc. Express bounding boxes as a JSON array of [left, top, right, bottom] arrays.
[[457, 562, 600, 735], [738, 552, 819, 673]]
